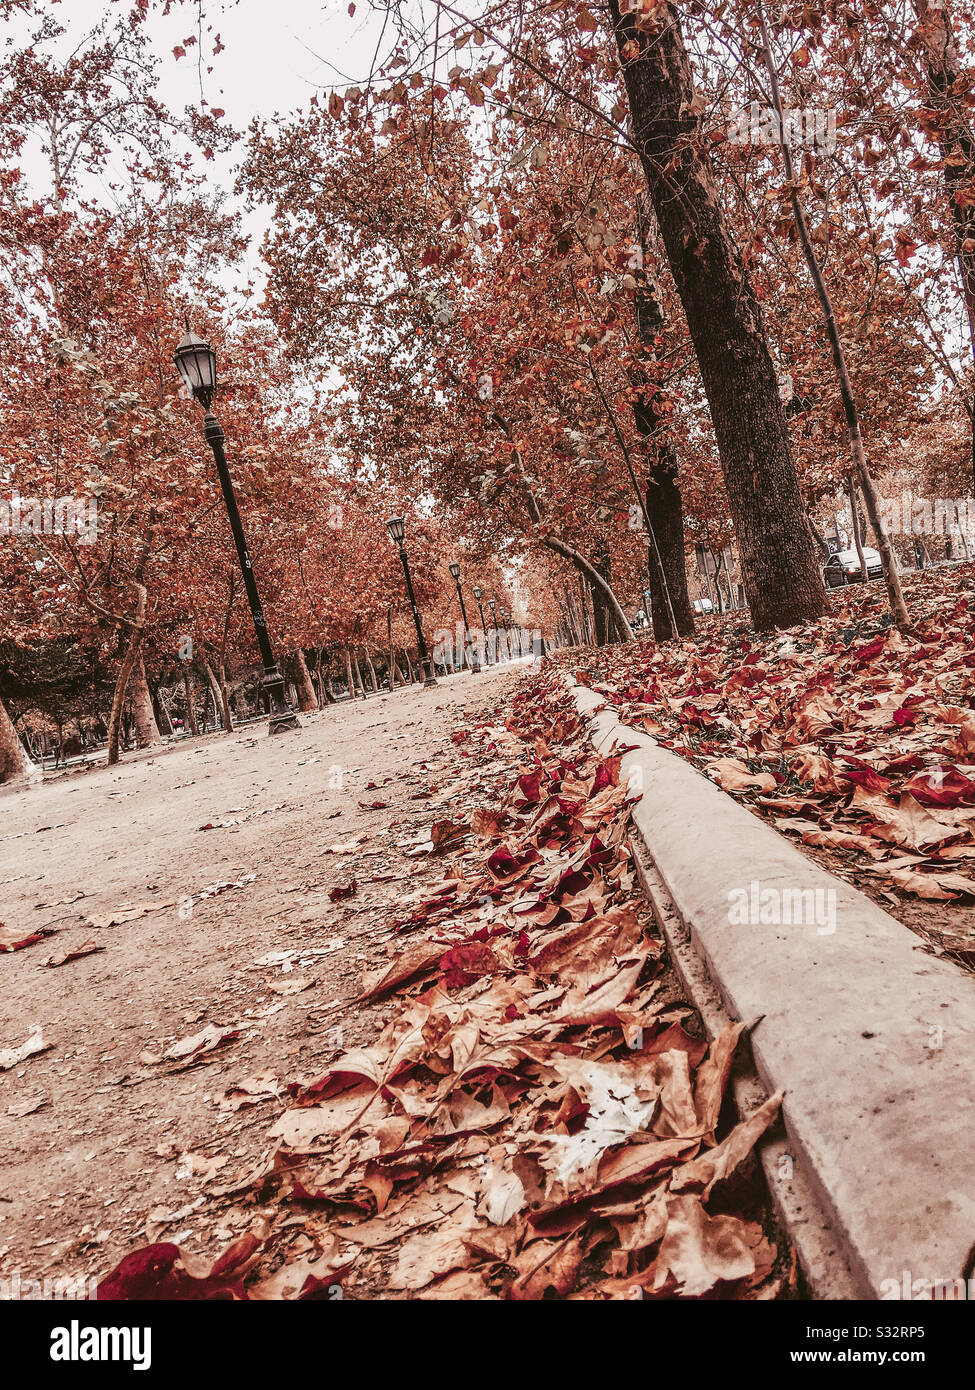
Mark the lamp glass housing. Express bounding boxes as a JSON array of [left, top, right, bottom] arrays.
[[386, 516, 406, 545], [473, 585, 482, 599], [174, 330, 217, 406], [449, 561, 461, 580]]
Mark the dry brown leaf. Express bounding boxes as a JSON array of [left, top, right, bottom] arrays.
[[693, 1021, 748, 1140], [386, 1205, 480, 1291], [706, 757, 776, 794], [671, 1090, 784, 1195], [648, 1194, 757, 1296]]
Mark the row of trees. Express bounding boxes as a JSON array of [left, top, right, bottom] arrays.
[[0, 3, 553, 783], [3, 0, 975, 780], [243, 0, 974, 633]]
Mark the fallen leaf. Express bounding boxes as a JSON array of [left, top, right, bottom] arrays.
[[0, 1027, 52, 1071]]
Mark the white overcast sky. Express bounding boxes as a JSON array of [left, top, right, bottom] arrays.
[[12, 1, 409, 289], [67, 0, 395, 122], [146, 0, 394, 123]]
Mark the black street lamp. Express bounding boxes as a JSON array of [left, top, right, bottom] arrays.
[[488, 597, 502, 662], [472, 585, 491, 666], [174, 324, 300, 735], [386, 517, 437, 687], [449, 561, 481, 674]]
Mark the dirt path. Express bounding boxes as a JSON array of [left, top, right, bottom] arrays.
[[0, 662, 528, 1288]]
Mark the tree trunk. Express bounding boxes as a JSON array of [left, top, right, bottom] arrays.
[[541, 535, 636, 639], [592, 583, 609, 646], [353, 647, 367, 697], [217, 662, 235, 732], [848, 475, 869, 581], [154, 687, 174, 737], [608, 0, 826, 631], [563, 585, 582, 645], [642, 459, 693, 641], [592, 546, 618, 644], [293, 649, 319, 712], [632, 257, 696, 640], [343, 645, 356, 699], [108, 614, 147, 766], [0, 695, 38, 785], [576, 576, 592, 645], [755, 1, 910, 631], [710, 551, 726, 613], [363, 647, 379, 693], [807, 512, 831, 560], [183, 668, 200, 737], [912, 0, 975, 489], [317, 650, 336, 703], [203, 657, 233, 733], [131, 655, 162, 750], [386, 611, 401, 688]]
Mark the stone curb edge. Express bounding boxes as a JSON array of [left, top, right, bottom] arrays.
[[563, 672, 975, 1301]]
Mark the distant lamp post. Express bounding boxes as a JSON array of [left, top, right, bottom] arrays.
[[386, 517, 437, 687], [173, 323, 299, 735], [488, 597, 502, 661], [472, 585, 491, 666], [449, 561, 480, 675]]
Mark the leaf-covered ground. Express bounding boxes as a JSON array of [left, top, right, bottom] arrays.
[[562, 563, 975, 968], [97, 671, 791, 1301]]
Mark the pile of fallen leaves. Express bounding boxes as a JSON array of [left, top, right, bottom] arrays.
[[562, 563, 975, 962], [98, 671, 787, 1301]]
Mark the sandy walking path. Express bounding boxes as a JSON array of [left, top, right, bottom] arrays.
[[0, 661, 528, 1287]]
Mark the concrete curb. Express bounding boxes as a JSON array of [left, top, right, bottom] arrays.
[[566, 675, 975, 1300]]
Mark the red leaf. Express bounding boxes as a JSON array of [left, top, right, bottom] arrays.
[[487, 845, 539, 880], [438, 941, 499, 988], [590, 756, 621, 793], [98, 1235, 263, 1300], [0, 926, 51, 952], [841, 761, 892, 794], [516, 769, 543, 804], [853, 635, 886, 664], [903, 766, 975, 808]]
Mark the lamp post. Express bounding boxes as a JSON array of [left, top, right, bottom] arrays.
[[386, 517, 437, 687], [449, 561, 480, 674], [488, 597, 502, 662], [503, 607, 522, 658], [472, 585, 491, 666], [173, 325, 299, 735]]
